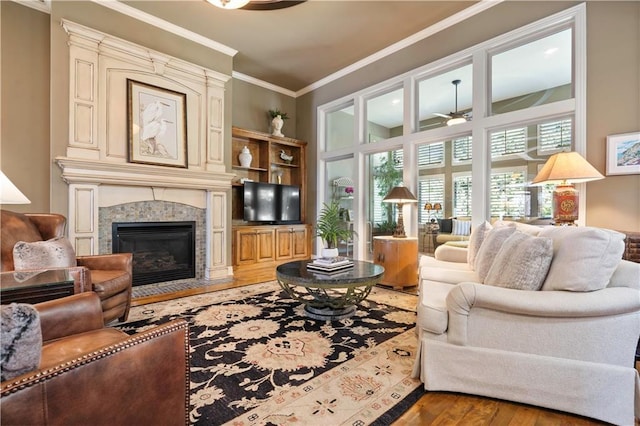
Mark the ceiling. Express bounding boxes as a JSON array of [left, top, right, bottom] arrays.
[[122, 1, 477, 93]]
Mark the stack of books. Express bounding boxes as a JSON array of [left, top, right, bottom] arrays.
[[306, 256, 354, 274]]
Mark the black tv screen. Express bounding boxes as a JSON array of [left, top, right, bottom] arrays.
[[243, 182, 300, 224]]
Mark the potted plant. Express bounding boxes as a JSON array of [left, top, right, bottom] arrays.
[[316, 201, 355, 258], [268, 109, 289, 137]]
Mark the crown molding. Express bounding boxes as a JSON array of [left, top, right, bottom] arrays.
[[90, 0, 238, 58], [232, 71, 296, 98], [11, 0, 50, 13]]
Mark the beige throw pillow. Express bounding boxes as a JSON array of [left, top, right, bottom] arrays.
[[12, 237, 77, 271], [466, 221, 492, 268], [484, 231, 553, 291], [474, 226, 517, 282], [539, 226, 625, 292]]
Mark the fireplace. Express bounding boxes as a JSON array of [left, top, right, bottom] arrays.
[[112, 221, 196, 286]]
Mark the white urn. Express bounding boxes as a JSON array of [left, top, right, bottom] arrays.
[[238, 146, 252, 168], [271, 115, 284, 137]]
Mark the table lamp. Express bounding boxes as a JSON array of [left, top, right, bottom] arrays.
[[383, 184, 418, 238], [0, 171, 31, 204], [531, 151, 603, 225], [424, 202, 442, 223]]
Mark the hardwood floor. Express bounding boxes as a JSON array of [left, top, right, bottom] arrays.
[[131, 280, 638, 426]]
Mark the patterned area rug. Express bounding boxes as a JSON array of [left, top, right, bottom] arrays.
[[118, 281, 424, 425]]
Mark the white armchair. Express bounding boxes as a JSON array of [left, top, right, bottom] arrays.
[[413, 223, 640, 425]]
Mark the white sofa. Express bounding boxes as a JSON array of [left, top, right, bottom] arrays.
[[412, 221, 640, 425]]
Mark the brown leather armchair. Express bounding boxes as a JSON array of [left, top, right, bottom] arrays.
[[1, 209, 133, 323], [1, 292, 189, 425]]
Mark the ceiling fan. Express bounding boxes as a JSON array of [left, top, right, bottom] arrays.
[[433, 79, 471, 126], [206, 0, 306, 10]]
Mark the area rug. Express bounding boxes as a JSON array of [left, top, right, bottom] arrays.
[[118, 281, 424, 426]]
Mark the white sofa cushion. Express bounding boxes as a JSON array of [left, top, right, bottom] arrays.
[[417, 280, 456, 335], [485, 231, 553, 291], [467, 221, 492, 267], [539, 226, 626, 292], [474, 226, 517, 282]]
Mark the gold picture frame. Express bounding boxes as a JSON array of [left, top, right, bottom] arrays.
[[127, 79, 188, 168]]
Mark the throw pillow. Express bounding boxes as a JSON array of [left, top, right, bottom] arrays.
[[474, 226, 517, 282], [12, 237, 77, 271], [452, 219, 471, 236], [1, 303, 42, 381], [467, 221, 492, 267], [539, 226, 625, 292], [484, 231, 553, 291], [438, 218, 453, 234]]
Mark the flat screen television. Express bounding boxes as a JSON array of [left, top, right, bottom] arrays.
[[243, 181, 301, 224]]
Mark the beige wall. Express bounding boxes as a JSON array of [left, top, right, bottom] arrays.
[[0, 2, 50, 213], [231, 78, 296, 136], [584, 1, 640, 231], [298, 1, 640, 232]]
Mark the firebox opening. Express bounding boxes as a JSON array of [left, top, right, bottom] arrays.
[[112, 221, 196, 286]]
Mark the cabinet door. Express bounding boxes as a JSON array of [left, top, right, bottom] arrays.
[[256, 228, 275, 262], [373, 238, 398, 285], [275, 228, 293, 260], [235, 228, 258, 265], [291, 226, 309, 258]]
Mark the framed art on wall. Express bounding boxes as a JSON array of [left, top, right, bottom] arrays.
[[606, 132, 640, 176], [127, 79, 188, 168]]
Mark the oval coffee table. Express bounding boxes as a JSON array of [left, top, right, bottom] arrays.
[[276, 260, 384, 320]]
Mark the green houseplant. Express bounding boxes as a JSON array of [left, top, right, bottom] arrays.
[[316, 201, 354, 257], [268, 109, 289, 120]]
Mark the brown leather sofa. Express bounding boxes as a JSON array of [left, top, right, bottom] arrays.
[[1, 209, 133, 323], [1, 292, 189, 425]]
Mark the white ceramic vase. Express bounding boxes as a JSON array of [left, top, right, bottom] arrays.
[[271, 115, 284, 137], [238, 146, 252, 168]]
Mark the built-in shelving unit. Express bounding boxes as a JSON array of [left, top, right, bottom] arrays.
[[231, 127, 310, 283]]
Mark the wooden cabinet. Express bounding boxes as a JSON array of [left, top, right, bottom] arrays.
[[276, 226, 309, 260], [373, 236, 418, 289], [231, 127, 311, 283], [233, 224, 311, 283], [234, 227, 276, 266]]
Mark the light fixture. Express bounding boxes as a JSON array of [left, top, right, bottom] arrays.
[[424, 202, 442, 223], [531, 151, 604, 225], [447, 80, 467, 126], [206, 0, 250, 9], [383, 184, 418, 238], [0, 171, 31, 204]]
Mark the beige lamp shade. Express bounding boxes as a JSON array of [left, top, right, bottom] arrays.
[[205, 0, 250, 9], [0, 171, 31, 204], [531, 151, 604, 185]]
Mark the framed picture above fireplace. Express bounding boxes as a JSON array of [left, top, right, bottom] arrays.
[[127, 79, 188, 168]]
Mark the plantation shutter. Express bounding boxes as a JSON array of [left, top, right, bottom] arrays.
[[453, 175, 472, 217], [490, 170, 527, 217], [539, 119, 572, 152], [491, 128, 527, 157], [452, 136, 472, 163], [417, 142, 444, 168], [418, 176, 444, 223]]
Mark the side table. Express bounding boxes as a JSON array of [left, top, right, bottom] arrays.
[[373, 236, 418, 289], [0, 269, 76, 304]]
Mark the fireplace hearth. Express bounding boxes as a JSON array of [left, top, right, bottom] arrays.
[[112, 221, 196, 286]]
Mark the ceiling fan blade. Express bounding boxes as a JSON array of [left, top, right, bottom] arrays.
[[433, 113, 451, 119]]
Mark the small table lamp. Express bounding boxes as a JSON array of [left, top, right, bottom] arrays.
[[0, 171, 31, 204], [531, 151, 603, 225], [424, 202, 442, 223], [383, 184, 418, 238]]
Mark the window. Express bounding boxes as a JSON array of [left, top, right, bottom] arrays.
[[367, 86, 404, 141], [369, 150, 403, 227], [538, 118, 572, 154], [452, 136, 472, 164], [491, 127, 527, 158], [490, 168, 528, 218], [418, 176, 445, 223], [326, 103, 355, 151], [453, 174, 472, 217], [418, 142, 444, 168]]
